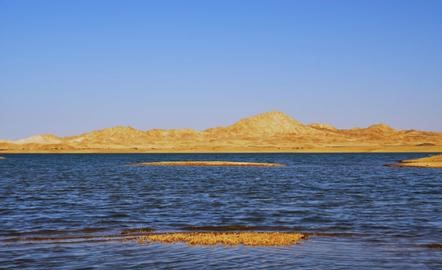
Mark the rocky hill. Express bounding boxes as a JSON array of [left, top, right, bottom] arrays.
[[1, 111, 441, 153]]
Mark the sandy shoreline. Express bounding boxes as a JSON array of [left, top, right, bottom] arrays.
[[1, 145, 441, 154], [389, 154, 442, 168]]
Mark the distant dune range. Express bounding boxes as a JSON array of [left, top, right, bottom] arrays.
[[1, 111, 442, 153]]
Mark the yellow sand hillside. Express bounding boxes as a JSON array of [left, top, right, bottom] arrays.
[[391, 154, 442, 168], [1, 111, 442, 153], [138, 232, 305, 246]]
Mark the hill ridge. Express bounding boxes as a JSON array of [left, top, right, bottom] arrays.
[[2, 111, 442, 153]]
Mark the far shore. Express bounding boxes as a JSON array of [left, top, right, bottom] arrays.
[[1, 145, 441, 154]]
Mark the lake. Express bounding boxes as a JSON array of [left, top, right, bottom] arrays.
[[0, 153, 441, 269]]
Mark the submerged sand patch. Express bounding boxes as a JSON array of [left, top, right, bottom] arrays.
[[138, 232, 305, 246], [134, 161, 285, 167], [388, 154, 442, 168], [6, 230, 306, 246]]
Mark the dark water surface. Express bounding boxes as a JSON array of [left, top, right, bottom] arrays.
[[0, 153, 441, 269]]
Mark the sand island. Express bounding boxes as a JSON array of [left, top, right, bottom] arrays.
[[134, 161, 285, 167], [8, 229, 306, 247], [138, 232, 305, 246], [389, 154, 442, 168]]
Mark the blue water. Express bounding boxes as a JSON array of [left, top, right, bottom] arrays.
[[0, 153, 441, 269]]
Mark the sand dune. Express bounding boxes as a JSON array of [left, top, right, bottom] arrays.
[[1, 111, 442, 153]]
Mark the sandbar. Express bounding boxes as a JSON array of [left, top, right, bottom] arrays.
[[138, 232, 305, 246], [134, 161, 285, 167], [388, 154, 442, 168]]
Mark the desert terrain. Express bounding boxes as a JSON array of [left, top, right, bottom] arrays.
[[1, 111, 442, 153]]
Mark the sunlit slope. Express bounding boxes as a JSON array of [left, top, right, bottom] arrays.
[[1, 111, 442, 152]]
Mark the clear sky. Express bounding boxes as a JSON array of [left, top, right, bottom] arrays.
[[1, 0, 441, 139]]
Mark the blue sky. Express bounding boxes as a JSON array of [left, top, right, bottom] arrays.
[[1, 0, 441, 139]]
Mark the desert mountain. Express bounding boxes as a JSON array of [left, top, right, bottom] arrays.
[[205, 111, 320, 137], [1, 111, 442, 153]]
